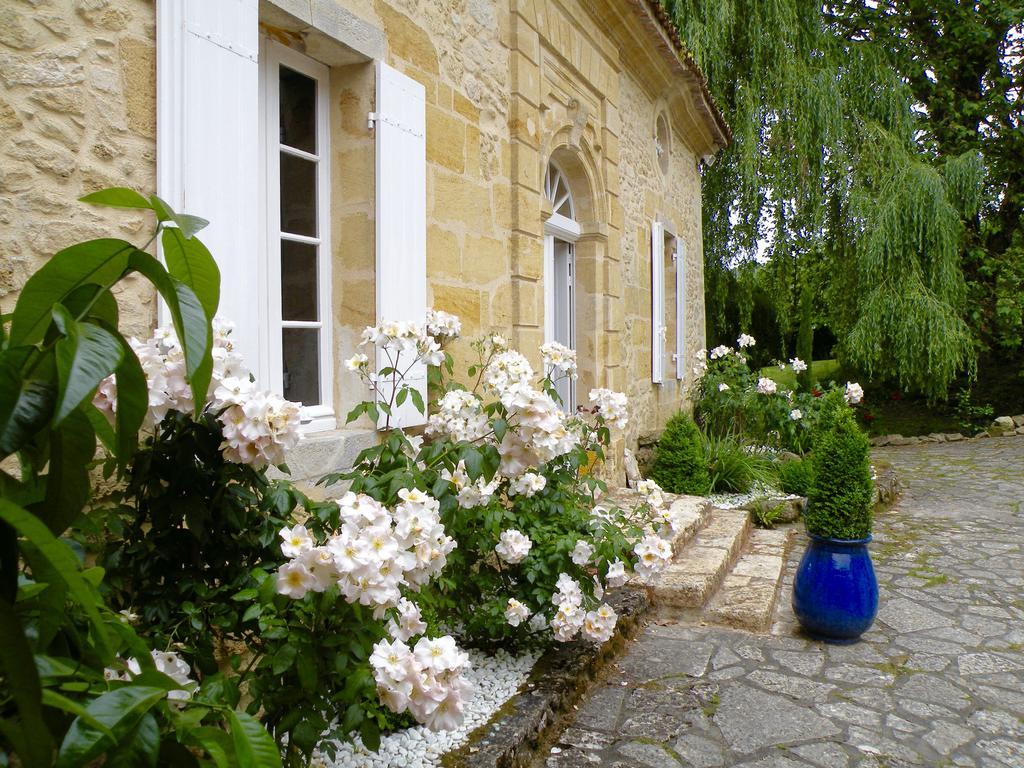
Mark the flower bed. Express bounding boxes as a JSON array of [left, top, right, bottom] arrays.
[[1, 190, 690, 768]]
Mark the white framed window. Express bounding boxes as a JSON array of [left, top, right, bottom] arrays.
[[651, 222, 686, 383], [543, 160, 579, 413], [259, 40, 335, 432], [674, 237, 686, 380]]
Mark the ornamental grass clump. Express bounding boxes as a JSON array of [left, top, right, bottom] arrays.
[[700, 431, 776, 493], [650, 412, 712, 495], [778, 457, 815, 497], [805, 393, 874, 540]]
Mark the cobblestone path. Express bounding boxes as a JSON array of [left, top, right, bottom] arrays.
[[541, 437, 1024, 768]]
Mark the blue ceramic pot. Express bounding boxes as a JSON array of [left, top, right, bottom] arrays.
[[792, 534, 878, 643]]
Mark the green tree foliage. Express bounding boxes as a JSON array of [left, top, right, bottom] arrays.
[[830, 0, 1024, 352], [805, 394, 874, 539], [650, 412, 711, 495], [796, 285, 813, 392], [664, 0, 1021, 397]]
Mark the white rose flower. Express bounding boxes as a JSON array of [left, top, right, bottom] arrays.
[[845, 382, 864, 404], [588, 388, 629, 429], [570, 539, 595, 566], [504, 598, 530, 627], [509, 472, 547, 497], [790, 357, 808, 373], [582, 603, 618, 643], [540, 341, 578, 379], [276, 560, 316, 599], [755, 377, 778, 395], [495, 529, 533, 564], [790, 409, 803, 421], [718, 382, 730, 392], [709, 345, 731, 360], [737, 333, 756, 348], [279, 524, 314, 558], [345, 352, 369, 372], [605, 559, 628, 588]]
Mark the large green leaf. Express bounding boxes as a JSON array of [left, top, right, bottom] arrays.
[[84, 403, 116, 453], [20, 541, 68, 648], [10, 239, 134, 346], [52, 307, 123, 425], [126, 250, 212, 407], [80, 187, 154, 210], [41, 689, 114, 736], [0, 596, 55, 768], [149, 195, 209, 239], [105, 712, 160, 768], [161, 228, 221, 320], [55, 686, 166, 768], [184, 726, 233, 768], [34, 409, 94, 534], [228, 711, 282, 768], [60, 283, 120, 329], [102, 326, 148, 465], [0, 372, 56, 459], [0, 500, 112, 658]]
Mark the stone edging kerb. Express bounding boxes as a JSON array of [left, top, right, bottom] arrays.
[[870, 414, 1024, 447], [444, 587, 650, 768]]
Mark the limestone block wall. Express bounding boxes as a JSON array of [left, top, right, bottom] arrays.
[[0, 0, 158, 340], [361, 0, 514, 369], [617, 71, 705, 450], [0, 0, 722, 476]]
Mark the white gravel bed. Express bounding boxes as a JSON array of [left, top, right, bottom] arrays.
[[708, 482, 800, 509], [312, 648, 540, 768]]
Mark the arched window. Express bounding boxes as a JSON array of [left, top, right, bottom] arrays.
[[544, 161, 575, 220]]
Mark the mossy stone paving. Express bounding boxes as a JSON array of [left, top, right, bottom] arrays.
[[538, 436, 1024, 768]]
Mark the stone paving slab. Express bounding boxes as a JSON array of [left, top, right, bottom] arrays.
[[536, 437, 1024, 768]]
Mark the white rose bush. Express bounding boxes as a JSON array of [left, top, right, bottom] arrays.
[[91, 300, 668, 761], [693, 335, 866, 454], [327, 312, 670, 652]]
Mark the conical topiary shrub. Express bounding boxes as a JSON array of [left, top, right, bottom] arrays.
[[805, 395, 874, 540], [650, 411, 711, 495]]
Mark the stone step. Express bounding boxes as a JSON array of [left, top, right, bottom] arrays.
[[704, 527, 794, 632], [665, 495, 712, 556], [650, 508, 751, 609]]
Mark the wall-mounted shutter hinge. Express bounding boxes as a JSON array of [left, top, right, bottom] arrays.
[[367, 111, 377, 130]]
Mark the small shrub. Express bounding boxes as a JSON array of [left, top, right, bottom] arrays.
[[701, 432, 776, 493], [750, 501, 784, 529], [650, 412, 712, 494], [805, 395, 874, 539], [778, 458, 815, 497], [955, 387, 994, 435]]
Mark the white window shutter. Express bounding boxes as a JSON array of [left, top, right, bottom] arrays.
[[651, 221, 665, 384], [675, 238, 686, 380], [375, 61, 427, 428], [157, 0, 261, 375]]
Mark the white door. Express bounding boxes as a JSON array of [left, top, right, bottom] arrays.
[[551, 238, 575, 413]]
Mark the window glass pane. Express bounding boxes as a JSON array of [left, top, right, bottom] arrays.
[[281, 240, 318, 321], [279, 66, 316, 153], [282, 327, 320, 406], [280, 153, 316, 236], [664, 236, 676, 374]]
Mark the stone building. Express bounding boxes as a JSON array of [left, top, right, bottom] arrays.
[[0, 0, 729, 481]]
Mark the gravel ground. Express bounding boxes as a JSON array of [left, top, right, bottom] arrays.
[[312, 649, 540, 768]]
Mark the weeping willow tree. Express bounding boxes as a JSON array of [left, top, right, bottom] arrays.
[[664, 0, 987, 398]]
